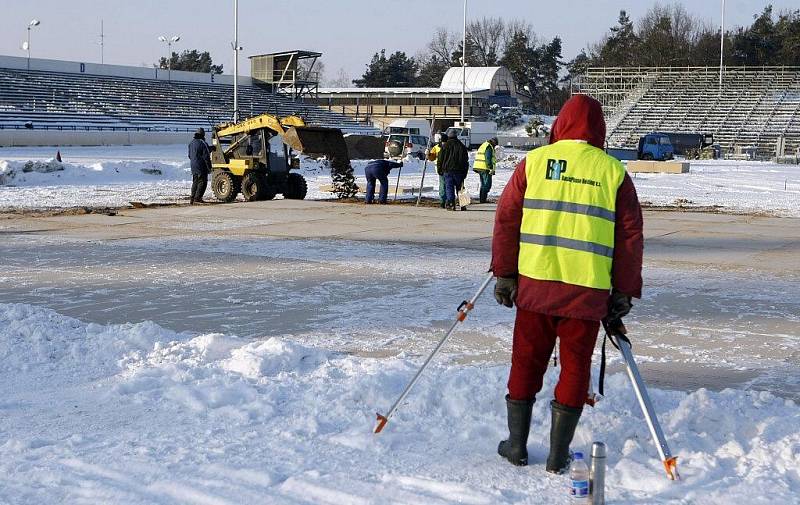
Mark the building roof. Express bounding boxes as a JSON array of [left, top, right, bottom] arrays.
[[317, 87, 488, 95], [248, 50, 322, 60], [440, 67, 501, 89]]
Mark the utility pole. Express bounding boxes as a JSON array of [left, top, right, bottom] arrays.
[[233, 0, 240, 122], [461, 0, 467, 124], [719, 0, 725, 94]]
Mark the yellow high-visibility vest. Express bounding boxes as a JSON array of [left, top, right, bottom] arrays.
[[473, 141, 494, 172], [518, 140, 625, 290], [428, 144, 441, 162]]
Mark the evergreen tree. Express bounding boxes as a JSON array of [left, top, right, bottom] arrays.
[[775, 9, 800, 66], [584, 4, 800, 68], [415, 55, 450, 87], [595, 10, 639, 66], [537, 37, 565, 113], [731, 6, 779, 65], [353, 50, 418, 87], [158, 50, 222, 74], [499, 30, 535, 99]]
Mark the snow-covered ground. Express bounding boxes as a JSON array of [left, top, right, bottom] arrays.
[[0, 227, 799, 503], [2, 144, 800, 502], [2, 301, 799, 504], [2, 145, 800, 215]]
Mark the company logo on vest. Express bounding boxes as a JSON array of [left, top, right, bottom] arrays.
[[546, 159, 567, 180]]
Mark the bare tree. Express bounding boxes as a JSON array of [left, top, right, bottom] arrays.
[[469, 17, 506, 66], [428, 27, 459, 64], [637, 2, 701, 66], [327, 67, 351, 88], [502, 19, 536, 52], [297, 59, 326, 83]]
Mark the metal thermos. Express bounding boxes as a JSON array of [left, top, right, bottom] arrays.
[[590, 442, 606, 505]]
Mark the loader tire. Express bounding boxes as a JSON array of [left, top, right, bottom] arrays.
[[242, 172, 267, 202], [212, 171, 240, 203], [285, 173, 308, 200]]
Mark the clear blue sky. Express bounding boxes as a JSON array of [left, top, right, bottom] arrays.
[[0, 1, 793, 82]]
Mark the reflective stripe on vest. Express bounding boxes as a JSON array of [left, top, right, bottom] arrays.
[[518, 140, 626, 290], [473, 142, 492, 171]]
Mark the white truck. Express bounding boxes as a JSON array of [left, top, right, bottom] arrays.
[[446, 121, 497, 149], [384, 118, 432, 159]]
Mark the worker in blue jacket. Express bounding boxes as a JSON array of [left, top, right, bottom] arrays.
[[188, 128, 212, 204], [364, 159, 403, 204]]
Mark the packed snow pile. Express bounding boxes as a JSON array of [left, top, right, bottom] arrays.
[[0, 158, 190, 187], [1, 303, 798, 504]]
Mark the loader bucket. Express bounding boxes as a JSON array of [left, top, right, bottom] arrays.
[[283, 126, 349, 158], [283, 125, 359, 199], [345, 135, 386, 160]]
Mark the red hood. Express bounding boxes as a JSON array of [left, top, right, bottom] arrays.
[[549, 95, 606, 149]]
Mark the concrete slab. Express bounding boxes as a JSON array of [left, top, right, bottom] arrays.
[[628, 160, 690, 173]]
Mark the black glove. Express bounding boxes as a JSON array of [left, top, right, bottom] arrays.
[[607, 289, 632, 321], [494, 277, 518, 308]]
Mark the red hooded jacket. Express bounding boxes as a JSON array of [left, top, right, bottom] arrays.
[[491, 95, 643, 320]]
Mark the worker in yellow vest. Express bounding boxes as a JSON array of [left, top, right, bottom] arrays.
[[472, 137, 498, 203], [427, 132, 447, 208], [491, 95, 643, 473]]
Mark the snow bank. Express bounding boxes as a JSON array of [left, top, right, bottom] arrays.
[[3, 145, 799, 216], [0, 158, 190, 187], [629, 160, 800, 215], [1, 303, 798, 504]]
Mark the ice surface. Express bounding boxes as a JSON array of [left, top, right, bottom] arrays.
[[0, 303, 798, 504]]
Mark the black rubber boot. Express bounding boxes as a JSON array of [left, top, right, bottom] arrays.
[[497, 394, 534, 466], [546, 400, 583, 474]]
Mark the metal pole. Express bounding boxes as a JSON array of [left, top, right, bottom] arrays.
[[611, 333, 679, 480], [461, 0, 467, 124], [719, 0, 725, 94], [416, 159, 428, 206], [27, 26, 31, 71], [100, 20, 104, 65], [416, 114, 437, 206], [168, 40, 172, 82], [393, 163, 403, 202], [234, 0, 239, 122], [374, 273, 494, 433]]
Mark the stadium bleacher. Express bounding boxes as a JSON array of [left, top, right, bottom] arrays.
[[575, 67, 800, 157], [0, 67, 378, 135]]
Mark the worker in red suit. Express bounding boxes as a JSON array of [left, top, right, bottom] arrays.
[[491, 94, 644, 473]]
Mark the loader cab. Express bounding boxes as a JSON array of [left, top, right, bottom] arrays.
[[637, 133, 674, 161], [212, 129, 291, 173], [267, 133, 290, 172]]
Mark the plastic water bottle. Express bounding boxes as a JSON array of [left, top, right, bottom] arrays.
[[570, 452, 590, 500]]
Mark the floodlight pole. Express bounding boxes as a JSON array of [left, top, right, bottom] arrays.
[[27, 26, 31, 71], [26, 20, 40, 72], [100, 20, 104, 65], [461, 0, 467, 124], [234, 0, 239, 122], [719, 0, 725, 95], [158, 35, 180, 82]]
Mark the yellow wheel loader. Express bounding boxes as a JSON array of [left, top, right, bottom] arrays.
[[210, 114, 353, 202]]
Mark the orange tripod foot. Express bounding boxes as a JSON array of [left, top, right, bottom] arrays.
[[374, 413, 388, 434], [663, 456, 679, 480]]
